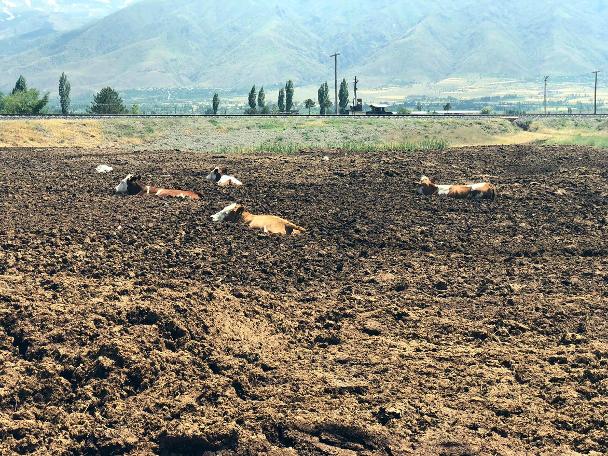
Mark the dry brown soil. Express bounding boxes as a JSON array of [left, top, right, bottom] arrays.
[[0, 145, 607, 455]]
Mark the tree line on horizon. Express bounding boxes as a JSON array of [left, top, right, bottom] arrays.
[[0, 73, 351, 116], [241, 79, 351, 115], [244, 81, 297, 115], [0, 74, 137, 115]]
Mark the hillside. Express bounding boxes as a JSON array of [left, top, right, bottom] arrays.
[[1, 0, 607, 93], [0, 0, 133, 39]]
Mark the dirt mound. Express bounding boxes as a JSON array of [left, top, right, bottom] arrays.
[[0, 145, 607, 454]]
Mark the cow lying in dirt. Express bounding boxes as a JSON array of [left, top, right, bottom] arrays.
[[417, 176, 497, 200], [115, 174, 202, 200], [211, 203, 305, 235], [206, 167, 243, 187]]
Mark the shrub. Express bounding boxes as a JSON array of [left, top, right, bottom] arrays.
[[90, 87, 126, 114], [2, 89, 49, 114]]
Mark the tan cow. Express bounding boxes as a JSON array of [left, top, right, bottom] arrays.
[[115, 174, 202, 200], [211, 203, 305, 235]]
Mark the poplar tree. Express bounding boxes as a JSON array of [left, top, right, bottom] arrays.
[[212, 93, 220, 114], [12, 75, 27, 95], [278, 88, 285, 112], [248, 85, 257, 114], [59, 72, 71, 115], [285, 80, 294, 112], [338, 78, 349, 114], [317, 82, 331, 115]]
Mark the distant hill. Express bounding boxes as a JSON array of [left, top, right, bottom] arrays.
[[0, 0, 133, 38], [1, 0, 607, 94]]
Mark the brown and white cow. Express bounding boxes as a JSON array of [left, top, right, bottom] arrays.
[[115, 174, 202, 200], [205, 166, 243, 187], [417, 176, 496, 200], [211, 203, 305, 235]]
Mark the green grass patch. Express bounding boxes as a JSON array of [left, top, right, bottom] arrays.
[[254, 120, 283, 130], [109, 122, 137, 137], [546, 134, 608, 148], [215, 137, 448, 154], [338, 138, 448, 153]]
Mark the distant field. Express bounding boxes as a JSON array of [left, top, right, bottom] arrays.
[[0, 116, 607, 151], [525, 117, 608, 148]]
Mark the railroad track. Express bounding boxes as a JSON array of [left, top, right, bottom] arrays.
[[0, 113, 606, 120]]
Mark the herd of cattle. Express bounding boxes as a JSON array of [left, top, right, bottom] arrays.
[[114, 166, 497, 236]]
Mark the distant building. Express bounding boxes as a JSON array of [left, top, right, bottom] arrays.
[[366, 104, 394, 116]]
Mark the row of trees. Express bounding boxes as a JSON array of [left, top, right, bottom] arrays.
[[0, 74, 220, 115], [245, 81, 297, 115], [0, 73, 129, 115], [316, 79, 350, 115], [241, 79, 351, 116], [1, 75, 349, 116]]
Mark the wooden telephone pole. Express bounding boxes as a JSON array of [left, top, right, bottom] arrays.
[[331, 53, 340, 115], [593, 70, 600, 114], [544, 76, 549, 114]]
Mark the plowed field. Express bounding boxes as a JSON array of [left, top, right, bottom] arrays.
[[1, 145, 607, 455]]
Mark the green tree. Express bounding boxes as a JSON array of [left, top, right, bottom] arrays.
[[443, 102, 452, 112], [59, 72, 71, 115], [304, 98, 315, 115], [416, 101, 423, 111], [481, 106, 493, 115], [0, 92, 4, 112], [278, 88, 285, 112], [317, 82, 331, 115], [212, 93, 220, 115], [12, 75, 27, 95], [247, 85, 257, 114], [258, 86, 266, 110], [90, 87, 126, 114], [285, 80, 294, 112], [2, 89, 49, 114], [338, 78, 349, 114], [130, 104, 140, 115]]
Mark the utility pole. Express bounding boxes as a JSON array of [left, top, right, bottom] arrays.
[[353, 76, 359, 115], [331, 52, 340, 115], [593, 70, 600, 115], [544, 76, 549, 114]]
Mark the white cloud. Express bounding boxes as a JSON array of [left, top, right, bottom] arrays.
[[1, 0, 17, 20], [1, 0, 137, 20]]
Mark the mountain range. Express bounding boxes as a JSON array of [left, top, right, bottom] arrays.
[[1, 0, 607, 94]]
